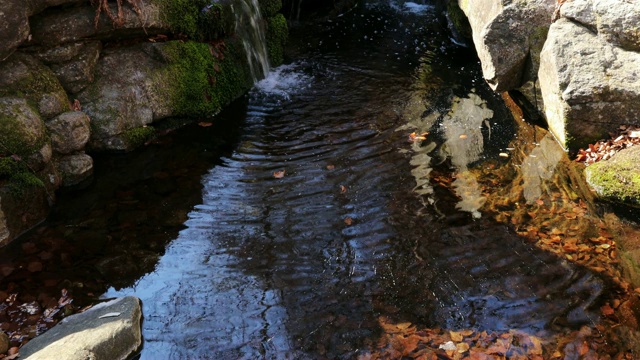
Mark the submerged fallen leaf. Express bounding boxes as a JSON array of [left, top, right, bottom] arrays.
[[198, 122, 213, 127], [601, 304, 614, 316], [273, 170, 286, 178], [457, 342, 470, 353], [450, 331, 463, 342]]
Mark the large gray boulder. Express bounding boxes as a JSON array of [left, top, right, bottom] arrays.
[[19, 296, 142, 360], [562, 0, 640, 52], [539, 17, 640, 150], [457, 0, 555, 91]]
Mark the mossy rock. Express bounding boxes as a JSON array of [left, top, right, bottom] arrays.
[[0, 53, 68, 120], [124, 126, 156, 148], [266, 13, 288, 66], [153, 0, 235, 41], [0, 97, 47, 158], [260, 0, 283, 17], [0, 157, 45, 196], [585, 146, 640, 207], [159, 39, 253, 117]]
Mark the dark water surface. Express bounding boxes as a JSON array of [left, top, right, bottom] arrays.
[[0, 0, 623, 358]]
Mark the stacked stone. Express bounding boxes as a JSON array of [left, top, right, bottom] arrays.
[[0, 0, 287, 246]]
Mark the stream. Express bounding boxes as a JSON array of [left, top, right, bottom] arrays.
[[1, 0, 636, 359]]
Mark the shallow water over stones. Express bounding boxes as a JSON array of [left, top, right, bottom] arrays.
[[1, 0, 638, 358]]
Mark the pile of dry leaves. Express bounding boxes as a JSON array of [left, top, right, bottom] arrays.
[[575, 125, 640, 165], [360, 316, 631, 360]]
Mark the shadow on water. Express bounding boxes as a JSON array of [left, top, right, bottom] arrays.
[[0, 0, 634, 358]]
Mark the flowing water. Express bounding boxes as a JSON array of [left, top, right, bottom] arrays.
[[0, 0, 635, 358], [234, 0, 271, 81]]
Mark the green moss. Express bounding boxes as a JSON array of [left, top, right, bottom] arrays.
[[153, 0, 234, 41], [260, 0, 282, 17], [161, 39, 252, 117], [0, 157, 44, 196], [0, 112, 44, 157], [0, 54, 66, 111], [586, 152, 640, 206], [124, 126, 156, 148], [266, 13, 288, 66]]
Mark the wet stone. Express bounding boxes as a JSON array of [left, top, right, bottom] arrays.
[[46, 111, 91, 154], [57, 153, 93, 186]]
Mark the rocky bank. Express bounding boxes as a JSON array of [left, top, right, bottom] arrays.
[[456, 0, 640, 153], [0, 0, 288, 246]]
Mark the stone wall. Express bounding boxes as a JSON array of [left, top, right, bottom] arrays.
[[0, 0, 287, 246], [455, 0, 640, 151]]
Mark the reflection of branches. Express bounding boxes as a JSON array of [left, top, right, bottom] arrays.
[[90, 0, 142, 28]]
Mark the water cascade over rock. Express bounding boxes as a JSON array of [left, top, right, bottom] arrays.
[[233, 0, 272, 81]]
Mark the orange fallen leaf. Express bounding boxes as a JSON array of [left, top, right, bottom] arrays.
[[326, 165, 335, 170], [459, 134, 468, 139], [198, 122, 213, 127], [579, 341, 589, 356], [601, 304, 614, 316], [456, 342, 470, 353], [273, 170, 286, 178], [340, 185, 348, 194], [450, 331, 463, 342], [344, 217, 353, 226], [409, 132, 427, 142]]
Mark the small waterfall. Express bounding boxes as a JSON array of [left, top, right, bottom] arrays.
[[232, 0, 271, 82]]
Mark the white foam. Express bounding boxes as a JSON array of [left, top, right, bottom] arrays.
[[403, 2, 433, 14], [253, 62, 312, 100]]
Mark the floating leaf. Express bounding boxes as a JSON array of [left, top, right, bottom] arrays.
[[198, 122, 213, 127], [273, 170, 286, 178], [344, 217, 353, 226]]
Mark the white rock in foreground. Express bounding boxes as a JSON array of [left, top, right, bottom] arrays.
[[20, 296, 142, 360]]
